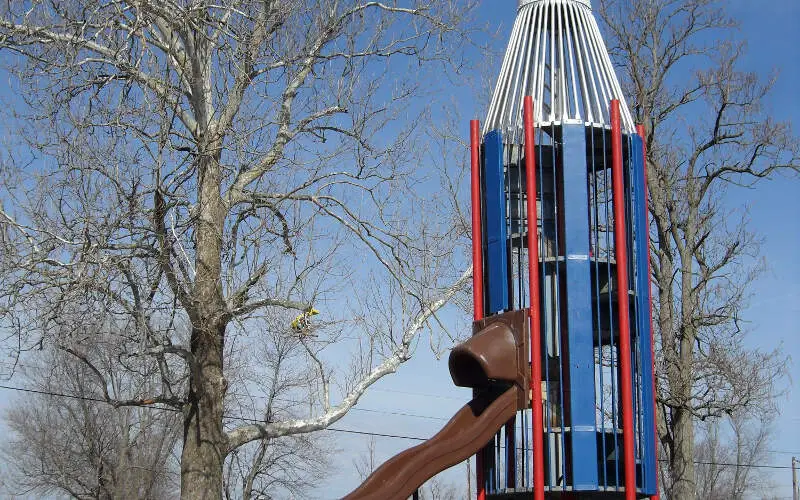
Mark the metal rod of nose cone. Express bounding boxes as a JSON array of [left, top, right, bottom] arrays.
[[523, 97, 545, 500], [637, 123, 660, 500], [470, 119, 486, 500], [612, 100, 636, 500]]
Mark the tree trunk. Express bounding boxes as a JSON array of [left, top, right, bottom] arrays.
[[671, 407, 695, 499], [181, 320, 227, 499], [671, 229, 697, 500], [180, 143, 228, 500]]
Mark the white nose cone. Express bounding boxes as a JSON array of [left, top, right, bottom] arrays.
[[519, 0, 591, 8], [489, 0, 634, 140]]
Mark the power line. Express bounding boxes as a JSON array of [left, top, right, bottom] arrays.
[[685, 460, 794, 471], [327, 427, 426, 441], [345, 406, 448, 422], [229, 391, 450, 422], [0, 383, 450, 423], [224, 413, 429, 442], [0, 383, 795, 471], [0, 382, 430, 442], [0, 383, 121, 407], [223, 413, 428, 441], [370, 387, 465, 401]]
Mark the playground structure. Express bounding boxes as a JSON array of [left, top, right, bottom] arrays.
[[345, 1, 658, 498]]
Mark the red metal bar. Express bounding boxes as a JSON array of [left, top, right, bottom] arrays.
[[470, 119, 486, 500], [611, 100, 637, 500], [637, 123, 660, 500], [471, 120, 485, 323], [523, 96, 545, 500]]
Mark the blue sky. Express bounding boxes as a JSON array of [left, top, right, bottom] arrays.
[[720, 1, 800, 497]]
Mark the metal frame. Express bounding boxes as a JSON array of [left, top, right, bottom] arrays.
[[611, 100, 636, 500], [470, 119, 487, 500], [524, 97, 546, 500]]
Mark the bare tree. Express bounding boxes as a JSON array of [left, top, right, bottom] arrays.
[[418, 476, 463, 500], [353, 437, 379, 482], [0, 1, 478, 498], [223, 433, 328, 500], [5, 303, 330, 499], [2, 344, 181, 499], [223, 313, 331, 500], [597, 1, 797, 497], [694, 411, 775, 500]]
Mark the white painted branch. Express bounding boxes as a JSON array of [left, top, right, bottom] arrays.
[[225, 266, 472, 452]]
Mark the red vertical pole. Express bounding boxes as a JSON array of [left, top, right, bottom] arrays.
[[611, 100, 637, 500], [471, 120, 485, 323], [523, 97, 545, 500], [470, 119, 486, 500], [637, 123, 660, 500]]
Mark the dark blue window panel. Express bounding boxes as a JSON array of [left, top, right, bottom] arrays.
[[561, 125, 599, 490], [483, 130, 509, 315], [631, 133, 657, 494]]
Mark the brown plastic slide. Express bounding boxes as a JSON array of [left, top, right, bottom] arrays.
[[342, 385, 520, 500], [343, 310, 529, 500]]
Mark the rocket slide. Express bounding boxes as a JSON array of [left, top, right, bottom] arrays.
[[342, 386, 520, 500]]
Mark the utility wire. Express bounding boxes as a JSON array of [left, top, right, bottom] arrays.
[[228, 391, 450, 422], [342, 406, 448, 422], [0, 383, 450, 422], [0, 382, 429, 442], [0, 383, 116, 406], [685, 460, 794, 471], [370, 387, 465, 401], [0, 383, 796, 470]]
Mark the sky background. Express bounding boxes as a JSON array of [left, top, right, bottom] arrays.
[[0, 1, 798, 499]]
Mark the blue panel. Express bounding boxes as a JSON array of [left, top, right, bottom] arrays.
[[561, 125, 599, 490], [631, 133, 658, 494], [483, 130, 509, 315]]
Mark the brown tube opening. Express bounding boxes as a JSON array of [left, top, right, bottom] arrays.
[[449, 320, 520, 388], [448, 351, 489, 388]]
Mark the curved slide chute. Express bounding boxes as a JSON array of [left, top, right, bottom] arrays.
[[343, 310, 529, 500], [342, 386, 520, 500]]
